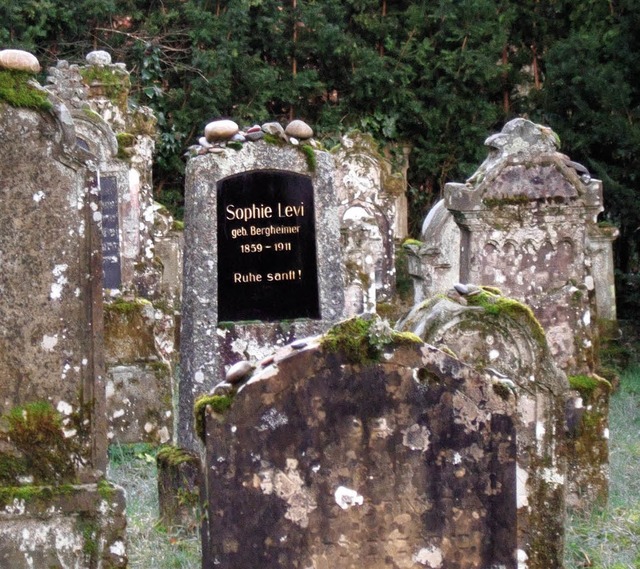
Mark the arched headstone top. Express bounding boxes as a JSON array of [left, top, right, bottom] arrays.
[[445, 118, 603, 213]]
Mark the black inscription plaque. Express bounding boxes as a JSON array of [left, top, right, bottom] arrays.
[[99, 175, 122, 289], [217, 170, 320, 322]]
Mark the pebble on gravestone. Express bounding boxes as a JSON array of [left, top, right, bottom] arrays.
[[262, 121, 286, 139], [85, 50, 112, 66], [285, 119, 313, 140], [0, 49, 41, 73], [204, 119, 239, 142]]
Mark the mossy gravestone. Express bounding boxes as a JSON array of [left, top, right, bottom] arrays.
[[0, 67, 125, 568], [198, 313, 565, 569], [179, 140, 344, 450]]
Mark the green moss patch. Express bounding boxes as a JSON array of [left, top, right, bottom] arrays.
[[104, 297, 150, 315], [0, 69, 52, 111], [322, 317, 381, 364], [116, 132, 136, 159], [322, 316, 421, 365], [79, 66, 130, 107], [194, 395, 234, 442], [156, 444, 198, 467], [263, 133, 285, 146], [569, 374, 612, 401], [466, 289, 547, 346], [0, 401, 79, 485], [0, 483, 75, 508], [300, 144, 316, 171]]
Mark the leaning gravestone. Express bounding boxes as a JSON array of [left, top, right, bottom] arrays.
[[180, 127, 344, 450], [199, 309, 567, 569], [0, 52, 126, 567]]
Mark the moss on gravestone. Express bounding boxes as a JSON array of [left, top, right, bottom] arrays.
[[466, 288, 547, 346], [300, 144, 316, 172], [79, 65, 130, 108], [194, 395, 234, 442], [0, 401, 79, 485], [0, 69, 52, 111], [322, 317, 422, 366], [568, 374, 611, 401], [116, 132, 135, 160]]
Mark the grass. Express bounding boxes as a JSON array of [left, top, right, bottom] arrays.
[[565, 366, 640, 569], [107, 444, 200, 569], [106, 368, 640, 569]]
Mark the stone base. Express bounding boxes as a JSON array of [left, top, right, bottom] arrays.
[[0, 481, 127, 568], [156, 446, 201, 531]]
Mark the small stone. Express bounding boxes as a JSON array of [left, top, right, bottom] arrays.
[[0, 49, 41, 73], [247, 125, 262, 133], [212, 382, 234, 396], [198, 136, 212, 149], [289, 137, 299, 146], [285, 119, 313, 139], [291, 340, 307, 349], [208, 147, 225, 154], [231, 133, 246, 143], [262, 122, 286, 138], [245, 130, 264, 142], [260, 355, 275, 367], [204, 119, 239, 142], [86, 50, 112, 66], [226, 360, 255, 384]]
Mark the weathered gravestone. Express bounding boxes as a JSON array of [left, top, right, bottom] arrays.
[[407, 118, 614, 507], [198, 307, 567, 569], [180, 135, 344, 450], [46, 53, 179, 446], [332, 133, 410, 316], [0, 54, 126, 568]]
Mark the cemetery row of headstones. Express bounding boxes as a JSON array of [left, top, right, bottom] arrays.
[[0, 46, 617, 568]]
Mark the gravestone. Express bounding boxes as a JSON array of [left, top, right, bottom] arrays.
[[0, 60, 126, 567], [199, 311, 566, 569], [441, 118, 611, 506], [47, 54, 179, 445], [180, 138, 344, 450], [398, 287, 569, 568], [332, 133, 410, 315]]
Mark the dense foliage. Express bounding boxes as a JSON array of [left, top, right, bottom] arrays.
[[3, 0, 640, 309]]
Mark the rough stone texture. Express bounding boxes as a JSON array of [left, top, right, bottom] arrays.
[[0, 482, 127, 568], [440, 119, 611, 507], [157, 446, 202, 530], [445, 119, 602, 377], [398, 290, 568, 568], [588, 224, 619, 322], [0, 97, 125, 567], [45, 56, 159, 295], [201, 314, 565, 569], [332, 133, 410, 315], [405, 199, 461, 304], [0, 102, 106, 475], [180, 141, 344, 450], [104, 299, 175, 444], [47, 54, 180, 446]]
